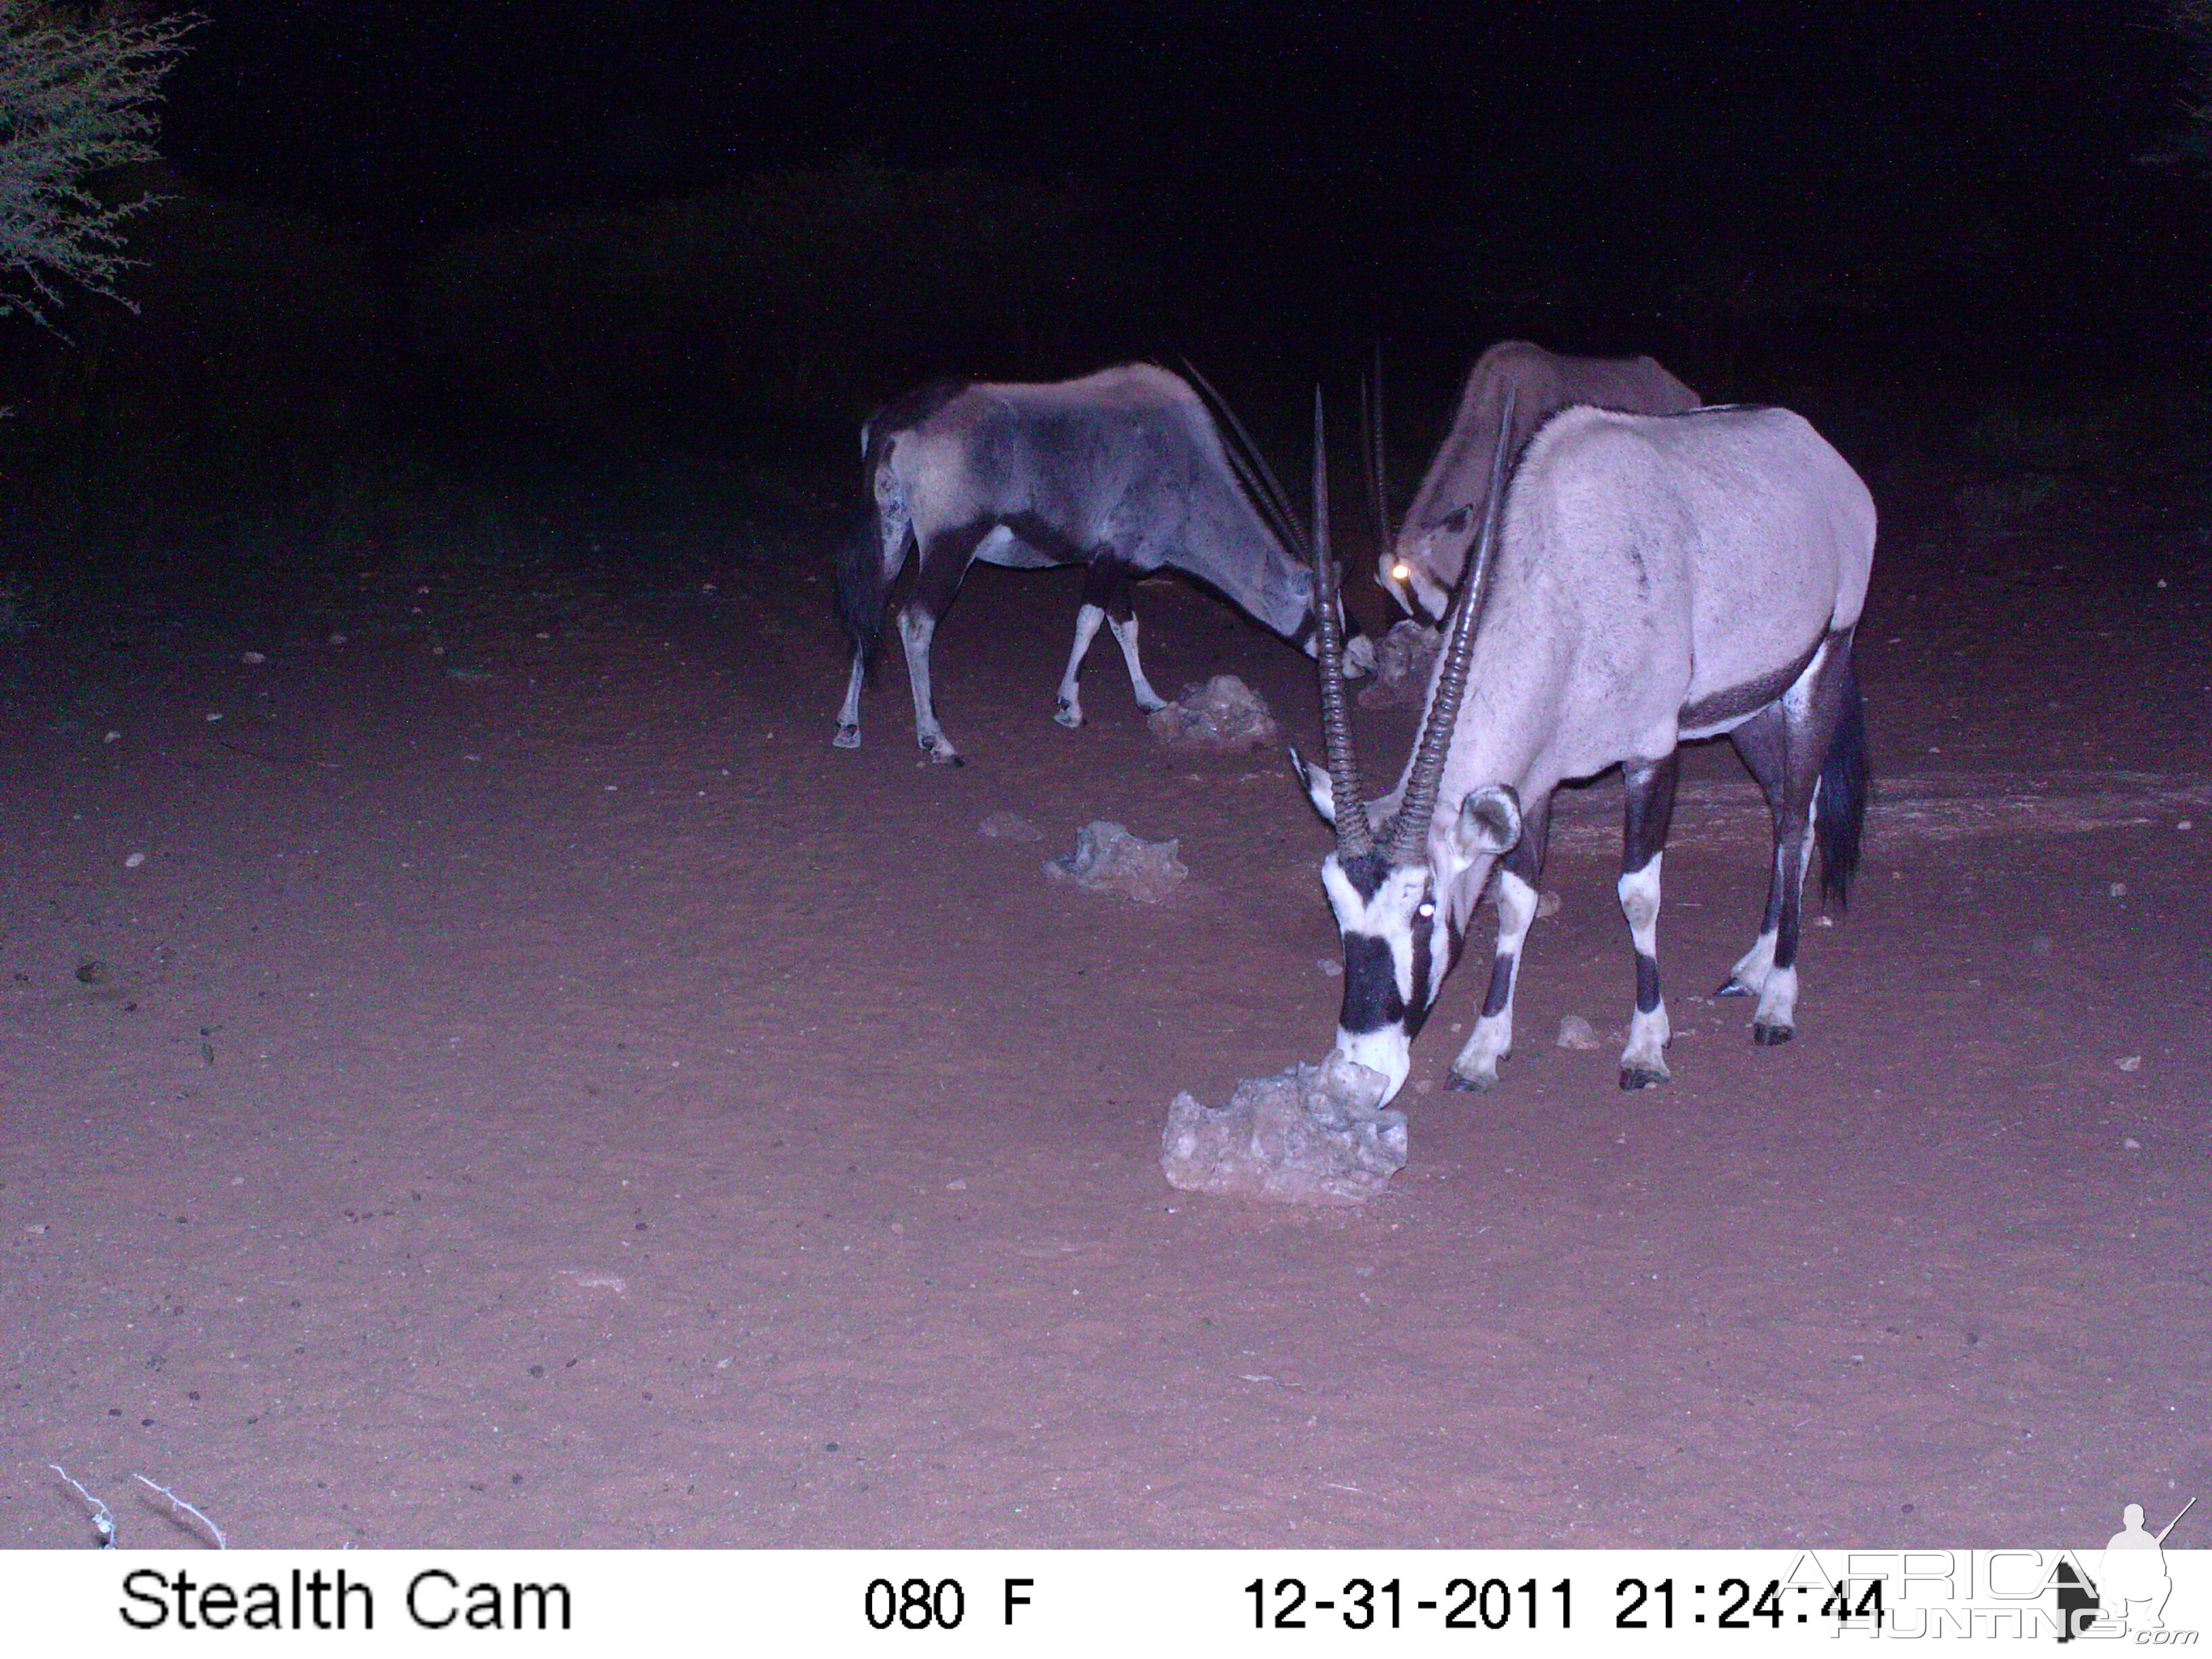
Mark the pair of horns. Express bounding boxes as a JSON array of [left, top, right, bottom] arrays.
[[1313, 386, 1515, 864]]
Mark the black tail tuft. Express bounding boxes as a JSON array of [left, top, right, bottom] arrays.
[[1816, 643, 1870, 912], [833, 509, 890, 683]]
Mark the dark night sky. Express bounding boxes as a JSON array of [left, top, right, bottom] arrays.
[[41, 0, 2186, 443], [159, 1, 2190, 250]]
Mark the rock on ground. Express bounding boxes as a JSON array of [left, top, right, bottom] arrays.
[[1356, 620, 1440, 710], [1557, 1015, 1603, 1050], [1044, 821, 1187, 904], [1161, 1054, 1408, 1206], [1147, 674, 1280, 752]]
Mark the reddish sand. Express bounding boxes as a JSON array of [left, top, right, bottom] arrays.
[[3, 473, 2208, 1549]]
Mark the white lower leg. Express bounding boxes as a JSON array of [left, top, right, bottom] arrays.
[[1752, 836, 1811, 1038], [1056, 602, 1108, 727], [833, 655, 866, 747], [897, 610, 957, 762], [1107, 613, 1170, 711], [1453, 869, 1538, 1087], [1753, 962, 1799, 1036], [1618, 853, 1671, 1080]]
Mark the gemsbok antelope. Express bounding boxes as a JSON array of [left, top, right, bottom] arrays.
[[1378, 342, 1700, 624], [1300, 391, 1874, 1103], [834, 363, 1372, 765]]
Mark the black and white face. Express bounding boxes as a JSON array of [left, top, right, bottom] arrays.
[[1319, 849, 1458, 1101], [1301, 770, 1523, 1102]]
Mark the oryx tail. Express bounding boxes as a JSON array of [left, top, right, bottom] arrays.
[[834, 508, 895, 681], [1816, 643, 1870, 910]]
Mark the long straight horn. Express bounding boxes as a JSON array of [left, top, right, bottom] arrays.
[[1361, 339, 1390, 563], [1311, 389, 1373, 856], [1387, 387, 1517, 864]]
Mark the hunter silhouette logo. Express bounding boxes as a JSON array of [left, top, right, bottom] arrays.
[[2057, 1496, 2196, 1641]]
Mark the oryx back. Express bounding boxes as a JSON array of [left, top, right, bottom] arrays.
[[1465, 404, 1874, 785], [887, 366, 1292, 596]]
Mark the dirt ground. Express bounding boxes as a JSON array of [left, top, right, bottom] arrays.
[[3, 464, 2209, 1551]]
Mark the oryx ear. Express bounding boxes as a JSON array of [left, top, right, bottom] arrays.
[[1287, 741, 1336, 825], [1448, 783, 1521, 859]]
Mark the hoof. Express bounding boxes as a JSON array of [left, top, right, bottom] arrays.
[[1135, 693, 1172, 714], [1054, 701, 1083, 729], [920, 741, 964, 767], [1446, 1069, 1497, 1093], [1752, 1021, 1794, 1046], [1714, 977, 1753, 999], [1619, 1064, 1668, 1090], [832, 725, 861, 750]]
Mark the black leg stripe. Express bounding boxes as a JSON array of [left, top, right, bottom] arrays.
[[1635, 951, 1662, 1014], [1480, 952, 1517, 1018]]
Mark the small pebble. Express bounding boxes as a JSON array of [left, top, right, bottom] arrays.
[[241, 651, 266, 665], [123, 852, 146, 869], [103, 731, 121, 743], [1316, 958, 1343, 977], [205, 712, 223, 722], [2117, 1055, 2142, 1072], [327, 632, 347, 645], [1536, 890, 1563, 919], [2109, 882, 2127, 898], [2123, 1137, 2142, 1151], [2180, 821, 2194, 832], [944, 1179, 967, 1191]]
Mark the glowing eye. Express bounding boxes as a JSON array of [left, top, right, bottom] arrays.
[[1390, 562, 1412, 582], [1416, 902, 1435, 919]]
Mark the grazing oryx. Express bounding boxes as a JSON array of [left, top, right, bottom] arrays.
[[834, 363, 1372, 765], [1380, 342, 1700, 624], [1300, 392, 1874, 1103]]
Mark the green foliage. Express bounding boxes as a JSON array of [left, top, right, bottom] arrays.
[[0, 1, 197, 328]]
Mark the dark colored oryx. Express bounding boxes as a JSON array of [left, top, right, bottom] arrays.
[[1299, 392, 1874, 1103], [1379, 341, 1700, 624], [834, 363, 1372, 764]]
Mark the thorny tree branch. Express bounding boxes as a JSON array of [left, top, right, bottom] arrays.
[[0, 2, 199, 330]]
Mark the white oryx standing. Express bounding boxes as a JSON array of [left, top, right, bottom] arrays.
[[1379, 341, 1700, 624], [1299, 392, 1874, 1103], [834, 363, 1372, 765]]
